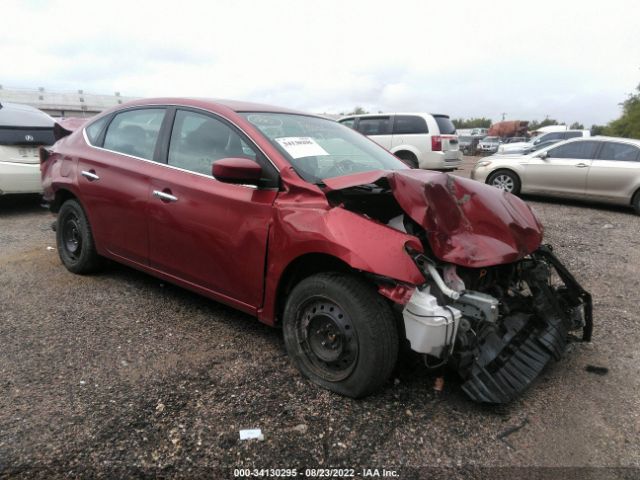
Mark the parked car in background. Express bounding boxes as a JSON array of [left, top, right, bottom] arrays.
[[472, 136, 640, 214], [41, 97, 592, 404], [498, 129, 590, 154], [458, 135, 483, 155], [478, 136, 502, 153], [471, 127, 488, 136], [503, 136, 527, 144], [0, 102, 55, 195], [338, 113, 462, 170]]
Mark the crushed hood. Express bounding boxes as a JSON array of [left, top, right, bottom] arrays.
[[324, 170, 543, 268]]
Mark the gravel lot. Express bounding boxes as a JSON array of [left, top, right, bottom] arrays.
[[1, 158, 639, 478]]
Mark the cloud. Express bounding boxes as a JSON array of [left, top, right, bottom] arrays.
[[1, 0, 639, 125]]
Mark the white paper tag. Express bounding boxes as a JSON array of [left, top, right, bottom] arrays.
[[275, 137, 329, 159]]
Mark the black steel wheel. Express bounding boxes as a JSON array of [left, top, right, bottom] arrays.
[[56, 199, 102, 274], [283, 272, 399, 398]]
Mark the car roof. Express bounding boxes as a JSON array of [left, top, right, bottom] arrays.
[[339, 112, 449, 119], [115, 97, 315, 116]]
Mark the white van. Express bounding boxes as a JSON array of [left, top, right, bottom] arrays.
[[338, 113, 462, 170]]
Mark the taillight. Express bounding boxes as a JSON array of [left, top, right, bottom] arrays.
[[431, 135, 442, 151]]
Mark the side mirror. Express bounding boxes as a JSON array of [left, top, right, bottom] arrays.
[[212, 157, 262, 185], [537, 151, 549, 159]]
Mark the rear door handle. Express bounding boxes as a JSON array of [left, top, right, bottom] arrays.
[[153, 190, 178, 202], [575, 163, 589, 168], [81, 170, 100, 181]]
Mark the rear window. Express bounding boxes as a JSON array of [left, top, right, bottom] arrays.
[[85, 116, 110, 146], [433, 115, 456, 134], [0, 127, 55, 146]]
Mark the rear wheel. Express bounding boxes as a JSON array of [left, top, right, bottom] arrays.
[[632, 190, 640, 215], [56, 199, 102, 274], [487, 169, 521, 195], [283, 272, 399, 398], [396, 151, 419, 169]]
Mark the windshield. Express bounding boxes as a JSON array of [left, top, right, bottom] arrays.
[[484, 137, 499, 142], [241, 113, 408, 183]]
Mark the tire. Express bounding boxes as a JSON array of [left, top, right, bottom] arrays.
[[283, 272, 399, 398], [632, 190, 640, 215], [487, 169, 521, 195], [56, 199, 102, 274], [396, 151, 419, 169]]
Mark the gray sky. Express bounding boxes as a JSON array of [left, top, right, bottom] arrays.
[[2, 0, 639, 125]]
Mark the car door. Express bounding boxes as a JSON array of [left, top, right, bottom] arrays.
[[355, 116, 392, 149], [147, 108, 279, 310], [585, 141, 640, 204], [78, 107, 166, 265], [391, 115, 429, 157], [524, 140, 599, 197]]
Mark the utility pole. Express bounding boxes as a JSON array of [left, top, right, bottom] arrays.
[[501, 112, 506, 121]]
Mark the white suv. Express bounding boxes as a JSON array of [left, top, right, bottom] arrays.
[[338, 113, 462, 170]]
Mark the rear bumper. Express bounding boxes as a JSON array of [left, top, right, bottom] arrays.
[[0, 162, 42, 194], [419, 151, 463, 170]]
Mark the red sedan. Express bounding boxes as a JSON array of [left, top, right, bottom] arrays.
[[41, 98, 592, 403]]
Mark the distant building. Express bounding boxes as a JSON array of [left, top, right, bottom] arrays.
[[0, 85, 136, 118]]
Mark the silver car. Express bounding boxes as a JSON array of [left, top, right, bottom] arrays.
[[471, 136, 640, 214]]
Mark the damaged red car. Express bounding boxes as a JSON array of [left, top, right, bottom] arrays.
[[41, 98, 593, 403]]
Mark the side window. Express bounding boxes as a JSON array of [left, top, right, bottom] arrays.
[[547, 141, 598, 160], [356, 117, 391, 136], [597, 142, 640, 161], [168, 110, 278, 186], [546, 132, 565, 141], [85, 116, 109, 145], [339, 118, 356, 129], [565, 131, 582, 139], [393, 115, 429, 135], [103, 108, 165, 160]]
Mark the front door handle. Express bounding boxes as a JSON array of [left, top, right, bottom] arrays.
[[81, 170, 100, 181], [153, 190, 178, 202], [575, 163, 589, 168]]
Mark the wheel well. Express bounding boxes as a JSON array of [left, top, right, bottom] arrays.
[[50, 188, 78, 213], [275, 253, 352, 324], [394, 150, 417, 161], [631, 187, 640, 206]]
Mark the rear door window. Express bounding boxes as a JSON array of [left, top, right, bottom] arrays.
[[597, 142, 640, 161], [433, 115, 456, 134], [85, 116, 110, 146], [103, 108, 166, 160], [356, 116, 391, 136], [393, 115, 429, 135], [547, 141, 599, 159]]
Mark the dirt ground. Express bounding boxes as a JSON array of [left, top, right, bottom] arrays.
[[1, 158, 639, 478]]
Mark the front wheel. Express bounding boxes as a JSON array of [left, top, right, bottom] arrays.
[[56, 199, 102, 274], [487, 169, 521, 195], [283, 272, 399, 398]]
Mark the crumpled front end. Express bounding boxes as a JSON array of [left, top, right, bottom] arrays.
[[403, 245, 592, 403], [323, 170, 592, 403]]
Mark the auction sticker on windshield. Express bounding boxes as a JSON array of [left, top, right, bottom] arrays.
[[275, 137, 329, 159]]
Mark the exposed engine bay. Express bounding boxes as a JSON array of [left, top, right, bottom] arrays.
[[324, 171, 593, 404]]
